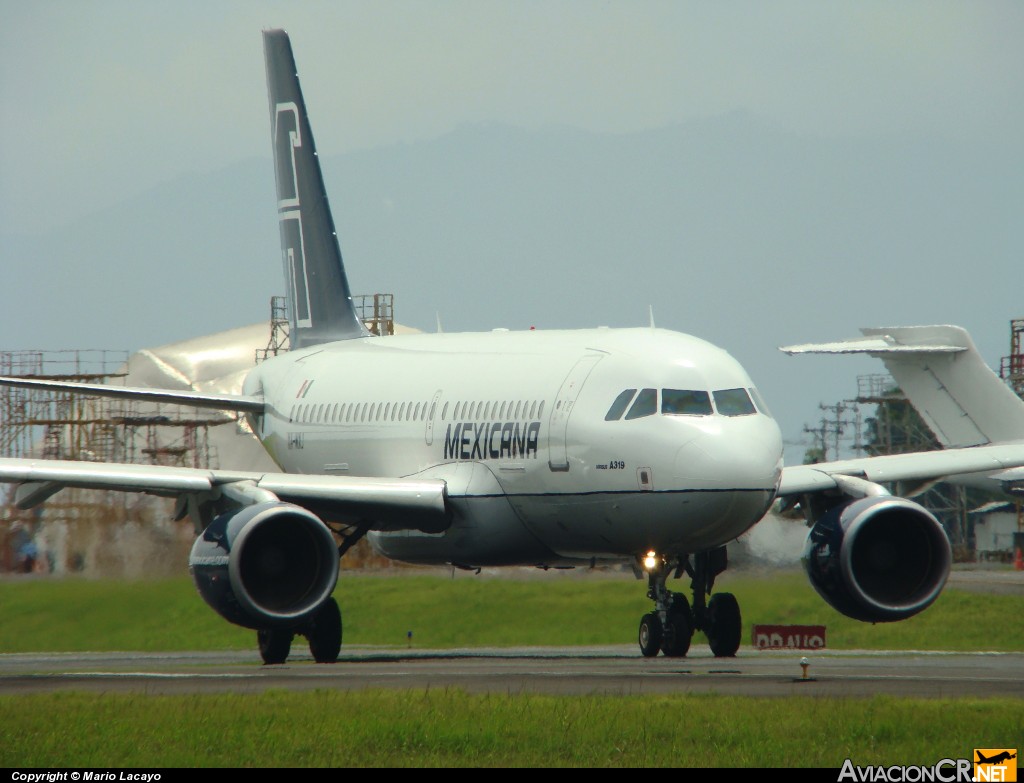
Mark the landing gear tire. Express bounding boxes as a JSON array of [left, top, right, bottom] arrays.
[[305, 597, 343, 664], [638, 612, 662, 658], [661, 594, 693, 658], [706, 592, 741, 657], [257, 628, 294, 665]]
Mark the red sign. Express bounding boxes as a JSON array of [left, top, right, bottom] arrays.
[[752, 624, 826, 650]]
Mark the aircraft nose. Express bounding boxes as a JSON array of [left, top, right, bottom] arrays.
[[674, 423, 781, 487]]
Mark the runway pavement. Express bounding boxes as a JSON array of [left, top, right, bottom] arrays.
[[2, 646, 1021, 699]]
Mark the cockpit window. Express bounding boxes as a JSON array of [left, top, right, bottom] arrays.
[[662, 389, 712, 416], [604, 389, 637, 421], [713, 388, 756, 416], [624, 388, 658, 420], [749, 387, 772, 417]]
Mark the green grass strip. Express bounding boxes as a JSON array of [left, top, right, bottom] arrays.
[[1, 570, 1021, 652], [2, 691, 1019, 767]]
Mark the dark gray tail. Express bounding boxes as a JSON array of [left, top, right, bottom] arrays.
[[263, 29, 368, 348]]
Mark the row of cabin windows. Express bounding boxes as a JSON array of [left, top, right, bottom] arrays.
[[289, 398, 546, 425], [447, 399, 544, 422], [604, 387, 764, 421], [291, 400, 435, 425]]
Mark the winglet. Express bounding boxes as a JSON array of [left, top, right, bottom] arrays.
[[263, 29, 369, 348]]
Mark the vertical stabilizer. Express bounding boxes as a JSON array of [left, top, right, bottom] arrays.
[[782, 325, 1024, 447], [263, 29, 368, 348], [858, 326, 1024, 447]]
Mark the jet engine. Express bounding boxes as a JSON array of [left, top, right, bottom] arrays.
[[802, 495, 951, 623], [189, 502, 339, 629]]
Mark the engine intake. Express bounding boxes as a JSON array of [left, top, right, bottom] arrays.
[[803, 495, 951, 623], [189, 502, 339, 629]]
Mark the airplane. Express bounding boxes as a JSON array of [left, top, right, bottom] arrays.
[[781, 326, 1024, 498], [3, 29, 1024, 665], [976, 752, 1016, 766]]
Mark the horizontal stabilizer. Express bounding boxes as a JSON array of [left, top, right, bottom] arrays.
[[779, 337, 965, 356], [0, 375, 264, 414]]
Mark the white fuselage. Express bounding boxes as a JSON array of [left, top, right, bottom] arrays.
[[243, 327, 784, 567]]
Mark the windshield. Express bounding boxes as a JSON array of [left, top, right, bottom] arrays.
[[713, 388, 756, 416], [662, 389, 713, 416], [624, 388, 658, 419]]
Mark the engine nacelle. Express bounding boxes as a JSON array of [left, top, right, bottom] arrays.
[[802, 495, 951, 623], [189, 502, 339, 630]]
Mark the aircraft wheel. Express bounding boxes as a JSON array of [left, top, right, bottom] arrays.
[[706, 592, 741, 657], [661, 595, 693, 658], [306, 597, 343, 664], [638, 612, 662, 658], [257, 628, 294, 665]]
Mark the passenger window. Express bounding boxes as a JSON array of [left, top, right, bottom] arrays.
[[662, 389, 712, 416], [538, 400, 545, 418], [441, 402, 449, 420], [713, 388, 756, 416], [605, 389, 637, 421], [625, 388, 657, 420], [514, 401, 522, 419]]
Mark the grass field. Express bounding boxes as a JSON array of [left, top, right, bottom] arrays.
[[2, 690, 1019, 767], [2, 569, 1021, 768], [1, 567, 1021, 652]]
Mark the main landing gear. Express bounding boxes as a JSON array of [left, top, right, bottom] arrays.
[[257, 596, 343, 665], [256, 522, 367, 665], [636, 547, 742, 658]]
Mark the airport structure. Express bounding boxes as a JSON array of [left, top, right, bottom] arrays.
[[0, 295, 398, 574]]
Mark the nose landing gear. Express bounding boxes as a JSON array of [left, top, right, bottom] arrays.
[[635, 547, 741, 658]]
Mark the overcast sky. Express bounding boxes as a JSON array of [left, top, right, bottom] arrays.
[[3, 1, 1022, 233], [2, 2, 1022, 461]]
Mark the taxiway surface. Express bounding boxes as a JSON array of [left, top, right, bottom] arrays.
[[2, 647, 1021, 699]]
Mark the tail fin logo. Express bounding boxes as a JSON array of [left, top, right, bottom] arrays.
[[274, 101, 312, 328]]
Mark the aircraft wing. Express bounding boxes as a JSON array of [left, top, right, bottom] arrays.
[[778, 443, 1024, 496], [0, 458, 449, 532], [0, 375, 264, 413]]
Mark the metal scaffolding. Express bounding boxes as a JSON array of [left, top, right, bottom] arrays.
[[355, 293, 395, 336], [999, 317, 1024, 398], [2, 292, 400, 574], [0, 349, 222, 574]]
